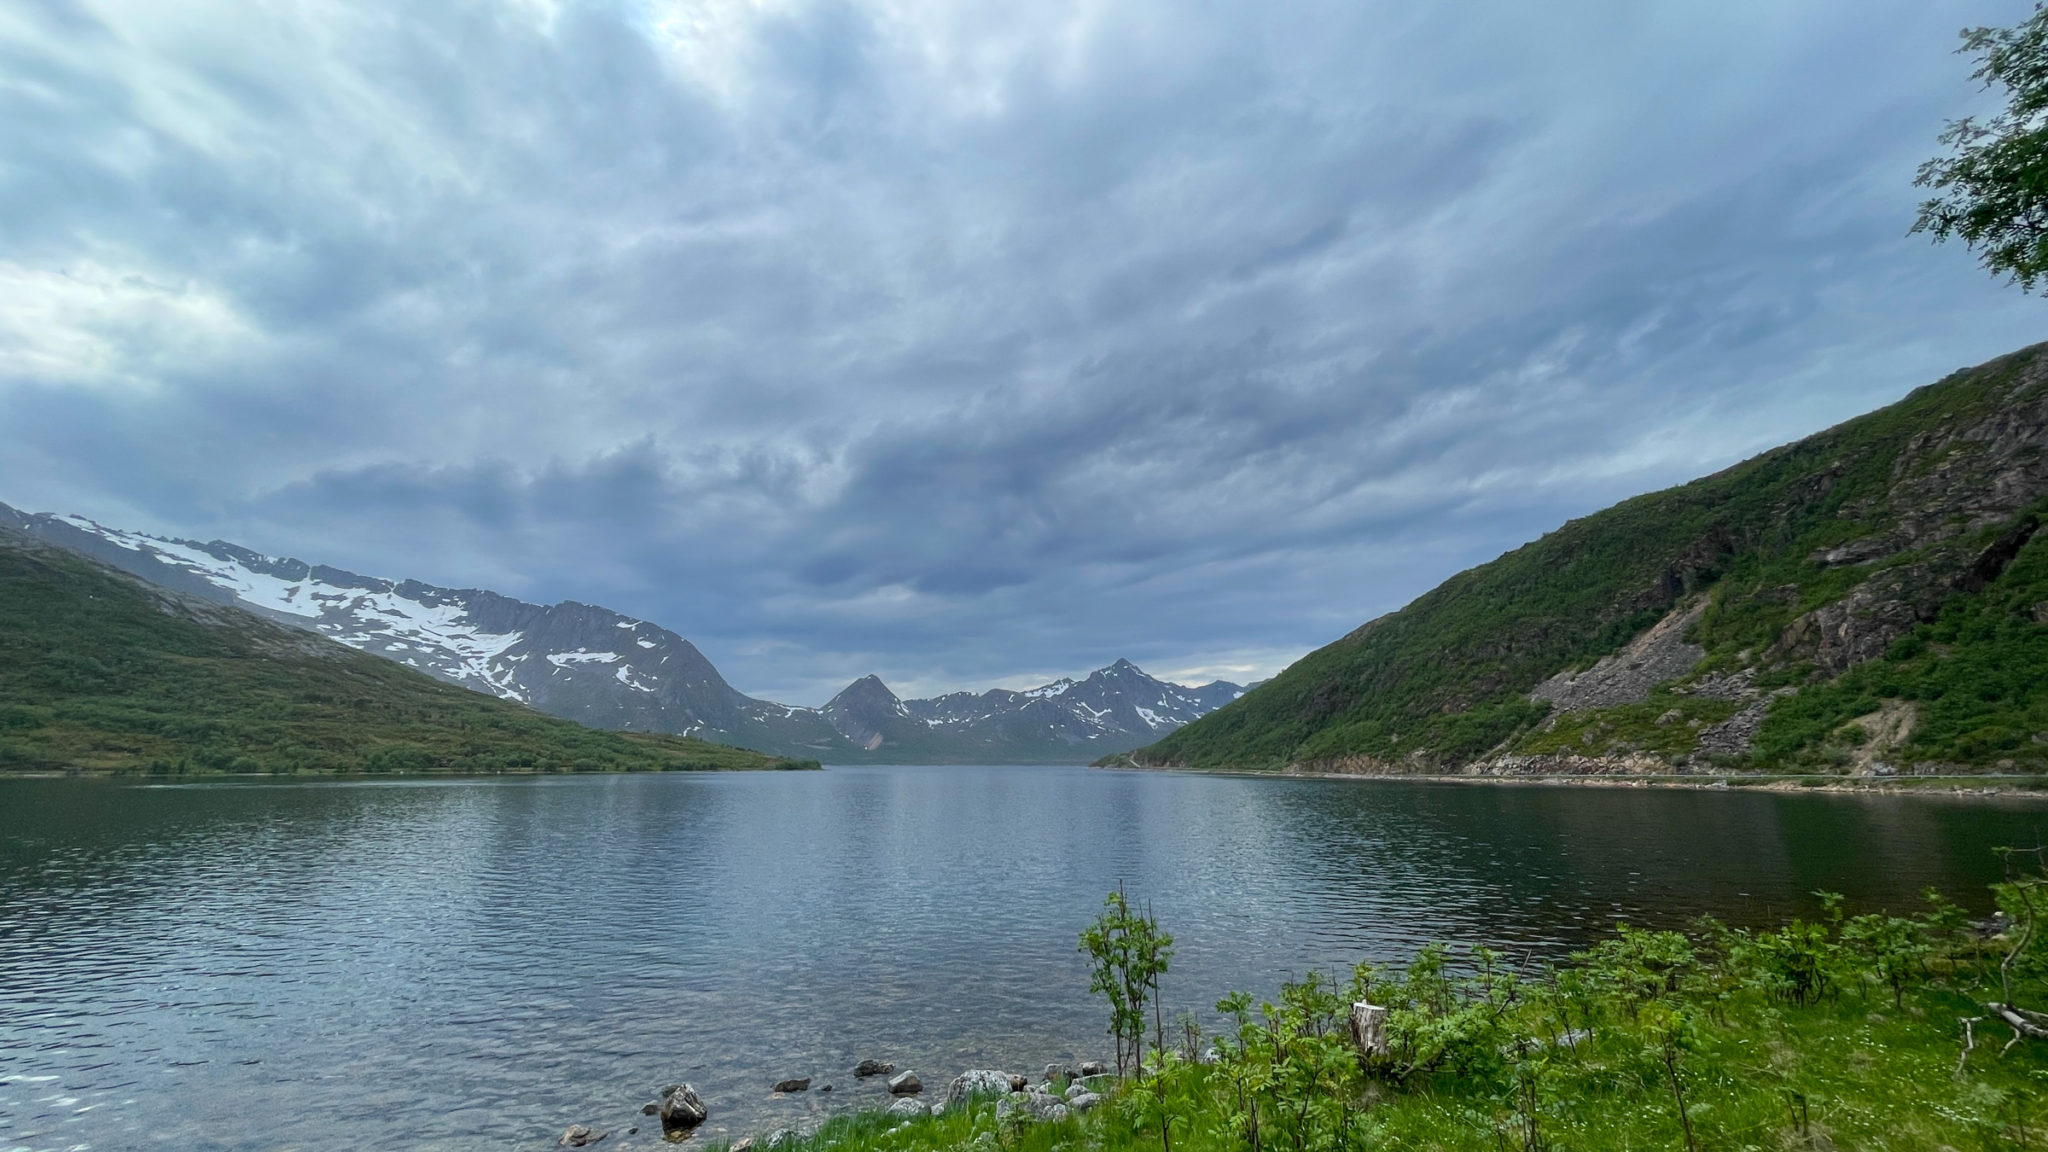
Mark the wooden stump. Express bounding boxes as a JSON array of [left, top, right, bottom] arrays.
[[1349, 1001, 1388, 1060]]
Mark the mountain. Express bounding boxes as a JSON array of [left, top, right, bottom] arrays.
[[0, 504, 1243, 762], [0, 503, 862, 758], [1131, 342, 2048, 778], [0, 526, 815, 775], [822, 659, 1246, 760]]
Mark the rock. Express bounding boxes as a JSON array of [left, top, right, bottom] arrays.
[[996, 1092, 1069, 1124], [886, 1096, 931, 1119], [1007, 1074, 1028, 1092], [560, 1125, 606, 1147], [1065, 1092, 1102, 1113], [947, 1069, 1015, 1105], [819, 1084, 832, 1093], [1078, 1061, 1106, 1076], [855, 1059, 896, 1077], [765, 1120, 822, 1148], [773, 1077, 812, 1093], [659, 1084, 707, 1129], [1042, 1063, 1069, 1084], [1068, 1074, 1114, 1096], [641, 1103, 659, 1116], [732, 1140, 753, 1152], [887, 1070, 922, 1095]]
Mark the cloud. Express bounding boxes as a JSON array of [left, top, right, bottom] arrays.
[[0, 0, 2042, 704]]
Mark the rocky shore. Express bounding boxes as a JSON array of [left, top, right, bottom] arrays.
[[552, 1059, 1116, 1149]]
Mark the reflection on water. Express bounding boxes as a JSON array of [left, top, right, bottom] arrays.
[[0, 767, 2041, 1151]]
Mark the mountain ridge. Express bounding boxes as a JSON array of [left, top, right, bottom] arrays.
[[0, 524, 814, 775], [1128, 341, 2048, 777], [0, 504, 1242, 762]]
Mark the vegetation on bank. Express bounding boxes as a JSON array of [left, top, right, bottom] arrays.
[[0, 534, 818, 775], [758, 861, 2048, 1152], [1128, 343, 2048, 777]]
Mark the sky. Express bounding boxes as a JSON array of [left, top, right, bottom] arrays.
[[1, 0, 2044, 706]]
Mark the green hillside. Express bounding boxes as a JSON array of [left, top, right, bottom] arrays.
[[1131, 342, 2048, 775], [0, 530, 818, 775]]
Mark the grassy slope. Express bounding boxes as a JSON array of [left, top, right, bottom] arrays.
[[0, 534, 818, 775], [1135, 345, 2048, 772]]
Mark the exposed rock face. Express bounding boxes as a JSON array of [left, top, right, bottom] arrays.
[[1531, 601, 1706, 713], [1695, 690, 1797, 760]]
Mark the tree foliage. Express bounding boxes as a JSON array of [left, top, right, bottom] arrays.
[[1915, 4, 2048, 290], [1080, 888, 1176, 1076]]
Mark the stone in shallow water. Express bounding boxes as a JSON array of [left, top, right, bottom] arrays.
[[887, 1070, 922, 1095], [855, 1059, 895, 1077], [560, 1124, 606, 1147], [659, 1084, 707, 1129], [773, 1077, 811, 1093]]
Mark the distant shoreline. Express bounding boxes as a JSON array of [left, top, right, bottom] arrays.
[[1098, 762, 2048, 800]]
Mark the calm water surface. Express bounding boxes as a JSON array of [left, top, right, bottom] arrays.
[[1, 766, 2043, 1152]]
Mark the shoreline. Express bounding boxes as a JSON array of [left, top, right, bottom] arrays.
[[1099, 762, 2048, 799]]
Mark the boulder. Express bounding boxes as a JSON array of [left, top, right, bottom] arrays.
[[1078, 1061, 1106, 1077], [1042, 1063, 1069, 1084], [855, 1059, 896, 1077], [886, 1097, 931, 1119], [1067, 1074, 1114, 1097], [947, 1069, 1015, 1105], [887, 1070, 922, 1095], [732, 1139, 755, 1152], [1007, 1074, 1027, 1092], [996, 1091, 1069, 1124], [560, 1125, 606, 1147], [773, 1078, 812, 1093], [1065, 1091, 1102, 1114], [659, 1084, 708, 1129]]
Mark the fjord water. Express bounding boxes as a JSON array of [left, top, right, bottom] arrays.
[[1, 767, 2041, 1152]]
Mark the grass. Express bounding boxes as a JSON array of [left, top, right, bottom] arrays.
[[0, 532, 818, 775], [745, 870, 2048, 1152], [1133, 343, 2048, 774]]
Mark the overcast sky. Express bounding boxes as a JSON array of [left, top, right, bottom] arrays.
[[2, 0, 2043, 705]]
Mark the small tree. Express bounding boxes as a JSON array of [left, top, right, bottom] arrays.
[[1079, 887, 1174, 1075], [1914, 4, 2048, 290]]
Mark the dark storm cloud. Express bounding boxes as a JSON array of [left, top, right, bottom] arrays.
[[0, 0, 2043, 703]]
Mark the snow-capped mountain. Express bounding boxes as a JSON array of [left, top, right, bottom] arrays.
[[823, 660, 1245, 759], [0, 501, 1247, 762], [0, 503, 851, 756]]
